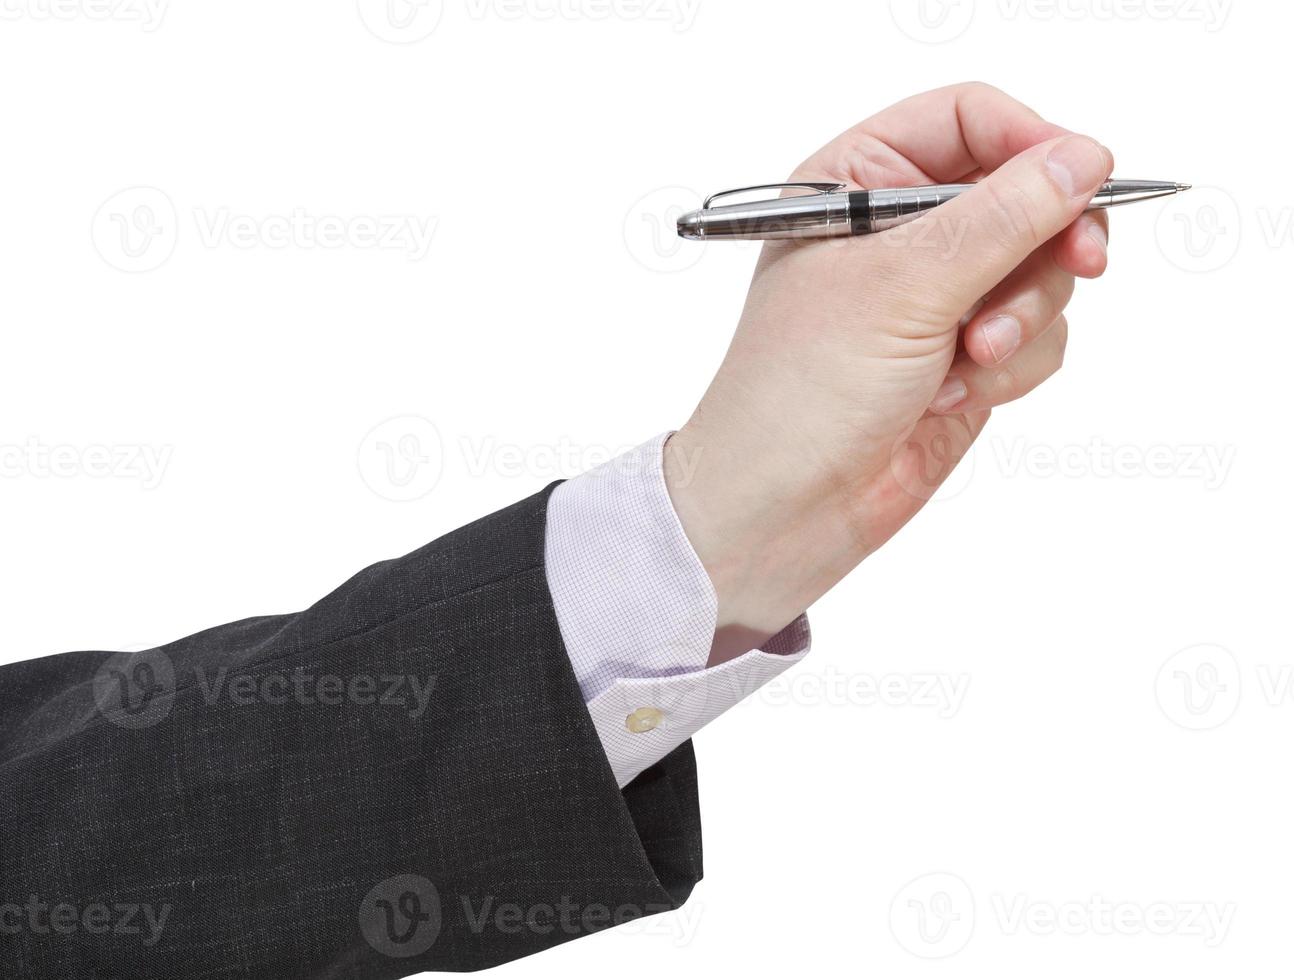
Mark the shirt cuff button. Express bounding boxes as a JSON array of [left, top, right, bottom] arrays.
[[625, 706, 664, 733]]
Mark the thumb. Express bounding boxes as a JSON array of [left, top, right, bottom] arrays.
[[904, 134, 1113, 318]]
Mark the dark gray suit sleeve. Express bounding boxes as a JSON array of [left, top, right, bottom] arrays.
[[0, 483, 703, 978]]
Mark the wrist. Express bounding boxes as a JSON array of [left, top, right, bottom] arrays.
[[663, 420, 871, 638]]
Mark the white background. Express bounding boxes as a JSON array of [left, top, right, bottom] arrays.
[[1, 0, 1288, 975]]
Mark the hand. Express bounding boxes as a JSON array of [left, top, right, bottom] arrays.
[[664, 82, 1114, 660]]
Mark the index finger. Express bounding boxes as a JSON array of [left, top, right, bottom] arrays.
[[793, 81, 1071, 188]]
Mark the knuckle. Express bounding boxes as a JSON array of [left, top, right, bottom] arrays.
[[1036, 270, 1075, 318], [955, 80, 1000, 100], [999, 318, 1067, 400], [1051, 316, 1070, 368]]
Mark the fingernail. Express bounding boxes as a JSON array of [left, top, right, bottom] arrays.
[[980, 314, 1021, 363], [931, 377, 968, 414], [1046, 136, 1110, 199], [1087, 219, 1108, 255]]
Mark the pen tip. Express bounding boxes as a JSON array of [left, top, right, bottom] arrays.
[[1176, 183, 1192, 192]]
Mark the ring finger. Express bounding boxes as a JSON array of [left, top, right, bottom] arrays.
[[961, 247, 1075, 368], [932, 315, 1069, 414]]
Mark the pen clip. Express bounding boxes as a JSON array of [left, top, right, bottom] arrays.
[[703, 182, 845, 209]]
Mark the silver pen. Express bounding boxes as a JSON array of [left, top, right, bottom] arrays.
[[677, 179, 1191, 241]]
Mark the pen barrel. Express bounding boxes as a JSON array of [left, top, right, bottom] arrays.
[[862, 181, 1179, 230], [860, 184, 975, 233], [678, 179, 1183, 241], [684, 191, 853, 240]]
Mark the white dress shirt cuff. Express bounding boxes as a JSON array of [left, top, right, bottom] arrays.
[[544, 432, 811, 787]]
